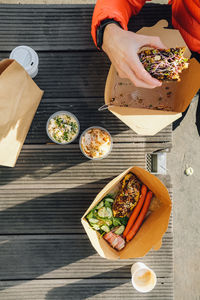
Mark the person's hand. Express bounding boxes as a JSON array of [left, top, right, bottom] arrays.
[[102, 23, 166, 88]]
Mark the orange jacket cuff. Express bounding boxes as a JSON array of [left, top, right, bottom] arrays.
[[91, 0, 133, 47]]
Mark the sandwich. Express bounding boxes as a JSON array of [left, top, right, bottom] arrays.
[[112, 173, 141, 218], [139, 47, 189, 81]]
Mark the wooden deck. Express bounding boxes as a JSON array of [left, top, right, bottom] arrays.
[[0, 4, 173, 299]]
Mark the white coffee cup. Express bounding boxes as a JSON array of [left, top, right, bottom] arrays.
[[131, 262, 157, 293], [10, 45, 39, 78]]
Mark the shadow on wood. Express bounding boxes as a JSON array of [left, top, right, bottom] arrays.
[[45, 267, 131, 300], [0, 178, 114, 234]]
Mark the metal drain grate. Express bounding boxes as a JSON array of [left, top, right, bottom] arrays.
[[147, 152, 167, 174]]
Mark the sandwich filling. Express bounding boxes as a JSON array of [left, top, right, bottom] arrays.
[[139, 47, 189, 81]]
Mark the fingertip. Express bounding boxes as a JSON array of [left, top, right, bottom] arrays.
[[156, 80, 162, 86], [146, 76, 162, 87], [153, 81, 162, 87], [142, 70, 162, 86]]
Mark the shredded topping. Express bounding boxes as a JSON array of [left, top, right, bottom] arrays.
[[139, 47, 189, 81]]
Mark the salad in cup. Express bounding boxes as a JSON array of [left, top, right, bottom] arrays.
[[46, 111, 80, 144]]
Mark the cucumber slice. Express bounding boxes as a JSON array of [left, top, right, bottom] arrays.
[[98, 207, 107, 218], [105, 207, 112, 218], [105, 219, 112, 226], [96, 201, 104, 209], [88, 218, 99, 224], [98, 207, 113, 218], [104, 198, 114, 203], [114, 225, 125, 235], [101, 225, 110, 233], [92, 224, 100, 231], [86, 211, 93, 219]]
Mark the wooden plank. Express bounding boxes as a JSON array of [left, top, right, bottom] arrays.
[[0, 147, 146, 233], [0, 4, 171, 51], [0, 234, 173, 280], [0, 54, 172, 149], [0, 200, 172, 234], [0, 51, 110, 98], [25, 99, 172, 145], [26, 99, 172, 145], [0, 5, 95, 51], [0, 53, 173, 148], [0, 145, 172, 234], [0, 189, 172, 234], [0, 147, 146, 181], [128, 3, 172, 32], [0, 53, 172, 149], [0, 279, 173, 300], [23, 142, 173, 153]]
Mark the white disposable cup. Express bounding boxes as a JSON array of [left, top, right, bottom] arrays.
[[46, 111, 80, 145], [79, 126, 113, 160], [10, 45, 39, 78], [131, 262, 157, 293]]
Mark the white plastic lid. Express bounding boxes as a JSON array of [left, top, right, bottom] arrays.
[[10, 45, 39, 78]]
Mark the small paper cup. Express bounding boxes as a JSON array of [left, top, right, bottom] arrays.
[[79, 126, 113, 160], [131, 262, 157, 293], [46, 111, 80, 145]]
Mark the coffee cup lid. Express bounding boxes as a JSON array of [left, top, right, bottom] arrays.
[[10, 45, 39, 77]]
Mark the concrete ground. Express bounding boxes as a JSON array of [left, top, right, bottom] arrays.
[[168, 97, 200, 300], [0, 0, 199, 299]]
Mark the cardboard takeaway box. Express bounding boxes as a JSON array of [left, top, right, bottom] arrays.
[[0, 59, 43, 167], [104, 20, 200, 135], [81, 166, 171, 260]]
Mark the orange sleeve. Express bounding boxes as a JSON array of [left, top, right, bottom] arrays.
[[91, 0, 148, 46]]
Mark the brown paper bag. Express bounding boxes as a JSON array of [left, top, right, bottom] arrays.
[[0, 59, 43, 167]]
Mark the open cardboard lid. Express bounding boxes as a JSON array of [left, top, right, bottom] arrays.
[[104, 20, 200, 135], [137, 20, 191, 58]]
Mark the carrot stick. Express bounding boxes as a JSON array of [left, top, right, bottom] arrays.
[[126, 190, 153, 242], [123, 184, 148, 238]]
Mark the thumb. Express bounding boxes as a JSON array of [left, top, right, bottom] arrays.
[[143, 36, 166, 49]]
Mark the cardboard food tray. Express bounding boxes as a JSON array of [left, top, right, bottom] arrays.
[[104, 20, 200, 135], [81, 166, 172, 260]]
